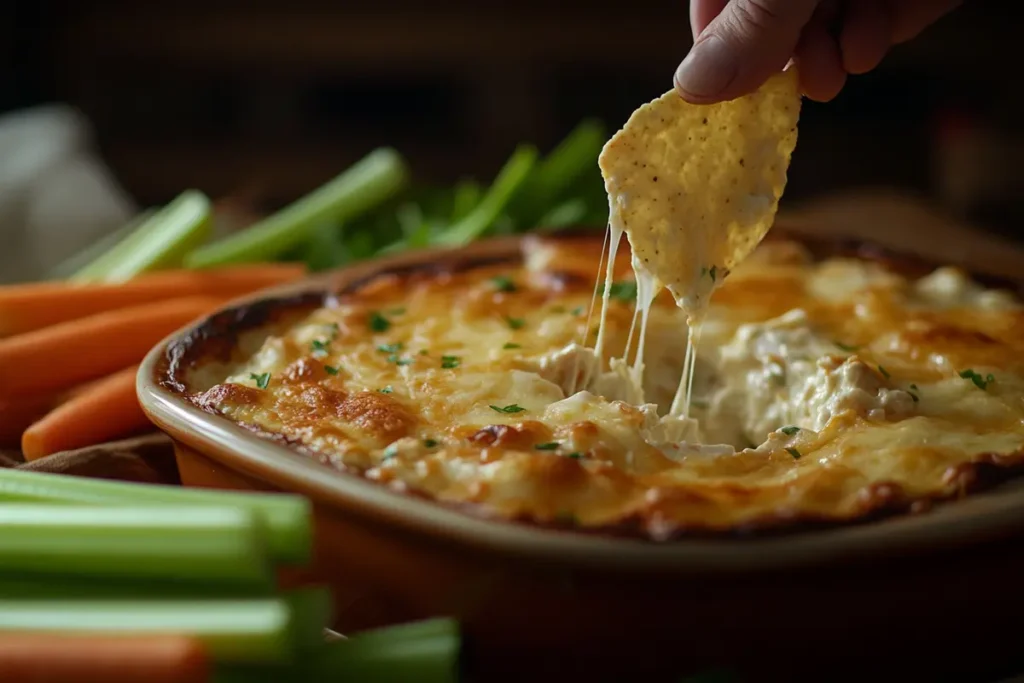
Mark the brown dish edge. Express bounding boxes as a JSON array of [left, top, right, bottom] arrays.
[[154, 229, 1024, 541]]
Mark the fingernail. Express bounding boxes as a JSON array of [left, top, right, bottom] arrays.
[[674, 35, 738, 100]]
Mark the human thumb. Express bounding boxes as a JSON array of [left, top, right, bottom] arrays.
[[674, 0, 819, 104]]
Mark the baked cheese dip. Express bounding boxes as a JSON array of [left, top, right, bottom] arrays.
[[165, 73, 1024, 537]]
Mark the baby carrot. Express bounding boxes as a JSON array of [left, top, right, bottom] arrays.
[[0, 263, 306, 337], [0, 633, 209, 683], [21, 365, 149, 461], [0, 295, 223, 400]]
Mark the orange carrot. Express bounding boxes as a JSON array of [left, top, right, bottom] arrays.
[[22, 365, 150, 461], [0, 263, 306, 337], [0, 295, 224, 401], [0, 633, 208, 683]]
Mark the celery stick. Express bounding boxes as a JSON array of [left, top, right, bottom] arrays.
[[0, 469, 311, 565], [0, 575, 273, 600], [510, 119, 605, 226], [299, 222, 348, 272], [450, 180, 482, 222], [285, 587, 334, 653], [71, 190, 213, 283], [213, 664, 301, 683], [0, 505, 271, 587], [0, 598, 297, 663], [48, 210, 155, 280], [310, 618, 461, 683], [535, 198, 588, 231], [434, 145, 537, 247], [186, 148, 408, 268]]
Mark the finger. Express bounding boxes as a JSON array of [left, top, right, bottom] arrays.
[[674, 0, 821, 104], [794, 19, 847, 102], [690, 0, 730, 39], [890, 0, 963, 43], [839, 0, 892, 74]]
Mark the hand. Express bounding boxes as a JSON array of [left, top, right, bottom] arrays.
[[674, 0, 962, 104]]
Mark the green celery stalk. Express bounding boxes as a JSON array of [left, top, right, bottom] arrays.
[[0, 575, 273, 600], [286, 587, 334, 653], [299, 222, 348, 273], [310, 617, 461, 683], [0, 505, 272, 587], [71, 191, 213, 283], [48, 210, 155, 280], [450, 180, 482, 222], [510, 119, 605, 226], [0, 598, 298, 663], [0, 469, 312, 565], [535, 198, 588, 231], [185, 148, 408, 268], [213, 664, 303, 683], [434, 145, 537, 247]]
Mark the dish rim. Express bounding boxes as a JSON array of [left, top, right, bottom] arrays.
[[137, 230, 1024, 575]]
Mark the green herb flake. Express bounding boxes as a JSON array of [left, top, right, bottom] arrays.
[[608, 281, 638, 302], [441, 355, 461, 369], [503, 342, 521, 350], [249, 372, 271, 390], [785, 447, 801, 459], [419, 349, 429, 356], [570, 306, 584, 316], [423, 439, 439, 448], [387, 354, 412, 366], [566, 452, 583, 459], [491, 275, 517, 293], [324, 366, 340, 376], [959, 369, 995, 390], [327, 323, 341, 339], [490, 404, 526, 414], [780, 426, 800, 436], [505, 316, 526, 330], [311, 339, 330, 356], [382, 445, 399, 460], [377, 342, 404, 354], [534, 442, 560, 451], [379, 386, 393, 394], [878, 365, 891, 379], [834, 341, 860, 352], [368, 311, 391, 332]]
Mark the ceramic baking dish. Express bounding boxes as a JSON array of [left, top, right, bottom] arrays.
[[138, 233, 1024, 682]]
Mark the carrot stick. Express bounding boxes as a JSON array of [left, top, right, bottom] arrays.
[[22, 365, 150, 461], [0, 263, 306, 337], [0, 295, 224, 400], [0, 633, 209, 683]]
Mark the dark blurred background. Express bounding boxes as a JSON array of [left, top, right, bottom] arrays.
[[2, 0, 1021, 234]]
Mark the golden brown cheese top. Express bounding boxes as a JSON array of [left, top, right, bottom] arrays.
[[183, 236, 1024, 537]]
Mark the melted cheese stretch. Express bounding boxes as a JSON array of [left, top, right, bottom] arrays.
[[185, 237, 1024, 536]]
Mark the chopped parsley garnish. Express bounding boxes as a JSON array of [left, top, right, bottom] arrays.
[[368, 311, 391, 332], [249, 372, 271, 390], [324, 365, 340, 375], [785, 447, 801, 459], [491, 275, 517, 293], [834, 341, 860, 352], [377, 342, 404, 354], [570, 306, 584, 316], [379, 386, 393, 394], [505, 316, 526, 330], [878, 365, 891, 379], [311, 339, 330, 356], [419, 349, 429, 355], [440, 355, 461, 369], [608, 281, 638, 302], [534, 442, 560, 451], [959, 369, 995, 390], [780, 426, 800, 436], [423, 439, 439, 448], [382, 445, 398, 460], [566, 452, 583, 459], [327, 323, 341, 339], [387, 354, 412, 366], [503, 342, 521, 350], [490, 404, 526, 414]]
